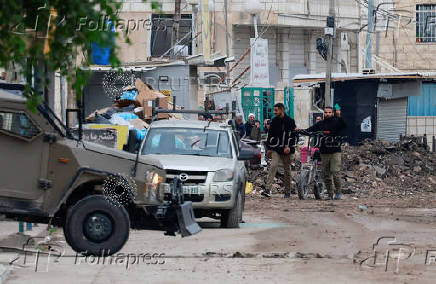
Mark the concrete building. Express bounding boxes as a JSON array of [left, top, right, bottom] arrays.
[[293, 72, 436, 150], [87, 1, 363, 112], [356, 1, 436, 145], [358, 0, 436, 72], [229, 0, 362, 92]]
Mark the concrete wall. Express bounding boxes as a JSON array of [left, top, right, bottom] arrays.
[[230, 0, 361, 30], [293, 87, 313, 129], [230, 26, 358, 89]]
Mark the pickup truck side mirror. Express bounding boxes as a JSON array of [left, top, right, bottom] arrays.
[[237, 148, 255, 160]]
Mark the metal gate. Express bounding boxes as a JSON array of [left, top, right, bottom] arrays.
[[377, 98, 407, 141], [284, 87, 294, 119], [241, 87, 275, 125]]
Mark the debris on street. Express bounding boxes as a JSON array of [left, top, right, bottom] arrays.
[[342, 137, 436, 198], [248, 136, 436, 199]]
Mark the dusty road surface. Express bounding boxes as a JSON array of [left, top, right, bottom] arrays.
[[2, 193, 436, 284]]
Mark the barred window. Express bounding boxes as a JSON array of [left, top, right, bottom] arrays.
[[0, 111, 40, 139], [416, 4, 436, 43], [150, 14, 192, 57]]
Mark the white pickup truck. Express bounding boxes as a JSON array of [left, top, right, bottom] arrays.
[[141, 119, 254, 228]]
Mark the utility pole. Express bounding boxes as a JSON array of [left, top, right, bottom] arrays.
[[172, 0, 182, 57], [325, 0, 335, 107], [224, 0, 230, 87], [365, 0, 374, 68], [191, 2, 198, 55]]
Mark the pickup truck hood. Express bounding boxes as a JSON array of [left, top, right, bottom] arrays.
[[80, 140, 164, 169], [145, 154, 233, 172]]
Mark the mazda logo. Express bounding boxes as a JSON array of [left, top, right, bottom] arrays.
[[179, 173, 189, 182]]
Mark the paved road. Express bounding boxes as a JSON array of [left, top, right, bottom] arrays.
[[1, 195, 436, 283]]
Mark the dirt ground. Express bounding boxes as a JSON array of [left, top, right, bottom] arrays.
[[2, 192, 436, 283]]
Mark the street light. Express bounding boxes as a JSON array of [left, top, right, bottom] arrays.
[[244, 0, 263, 38]]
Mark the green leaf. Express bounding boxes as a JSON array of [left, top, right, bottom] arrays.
[[0, 0, 127, 109]]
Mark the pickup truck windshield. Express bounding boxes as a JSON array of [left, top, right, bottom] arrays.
[[142, 128, 232, 158]]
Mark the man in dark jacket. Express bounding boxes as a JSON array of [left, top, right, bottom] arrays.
[[235, 114, 246, 138], [264, 103, 297, 198], [249, 120, 262, 142], [305, 106, 346, 200]]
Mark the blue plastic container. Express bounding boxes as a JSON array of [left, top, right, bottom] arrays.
[[91, 43, 111, 65]]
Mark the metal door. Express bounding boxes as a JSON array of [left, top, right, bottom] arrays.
[[241, 88, 275, 126], [377, 98, 407, 141]]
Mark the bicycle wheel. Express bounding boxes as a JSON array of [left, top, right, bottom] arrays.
[[313, 165, 325, 200], [297, 169, 310, 200]]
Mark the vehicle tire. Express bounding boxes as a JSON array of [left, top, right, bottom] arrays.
[[240, 182, 246, 222], [297, 170, 310, 200], [221, 190, 242, 228], [64, 195, 130, 256]]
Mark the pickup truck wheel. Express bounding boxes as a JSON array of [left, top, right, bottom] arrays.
[[64, 195, 130, 256], [220, 191, 242, 228]]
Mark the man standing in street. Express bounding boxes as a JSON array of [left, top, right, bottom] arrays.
[[249, 120, 262, 142], [245, 113, 255, 137], [234, 114, 246, 138], [305, 106, 346, 200], [263, 119, 271, 133], [264, 103, 297, 198]]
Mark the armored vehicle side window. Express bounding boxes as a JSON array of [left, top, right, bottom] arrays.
[[0, 111, 40, 139]]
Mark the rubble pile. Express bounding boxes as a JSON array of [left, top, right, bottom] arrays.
[[342, 137, 436, 198], [82, 78, 181, 149], [248, 162, 300, 195], [248, 136, 436, 199]]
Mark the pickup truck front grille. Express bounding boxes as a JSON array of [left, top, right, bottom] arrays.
[[163, 193, 204, 203], [184, 194, 204, 202], [165, 170, 208, 184]]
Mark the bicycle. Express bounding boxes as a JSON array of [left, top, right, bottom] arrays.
[[296, 130, 326, 200]]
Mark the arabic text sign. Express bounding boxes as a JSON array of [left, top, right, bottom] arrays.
[[74, 128, 118, 148], [250, 38, 269, 87]]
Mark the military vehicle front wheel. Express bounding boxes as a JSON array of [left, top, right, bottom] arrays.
[[64, 195, 130, 256]]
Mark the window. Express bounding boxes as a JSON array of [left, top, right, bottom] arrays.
[[416, 4, 436, 43], [150, 14, 192, 57], [0, 111, 40, 139], [142, 128, 232, 158]]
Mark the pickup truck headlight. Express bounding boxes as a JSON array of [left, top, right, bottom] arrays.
[[145, 171, 164, 185], [213, 169, 234, 182]]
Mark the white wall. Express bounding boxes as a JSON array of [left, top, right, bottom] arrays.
[[293, 87, 312, 129]]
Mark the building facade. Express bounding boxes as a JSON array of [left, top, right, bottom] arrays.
[[106, 1, 363, 108], [359, 0, 436, 72]]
